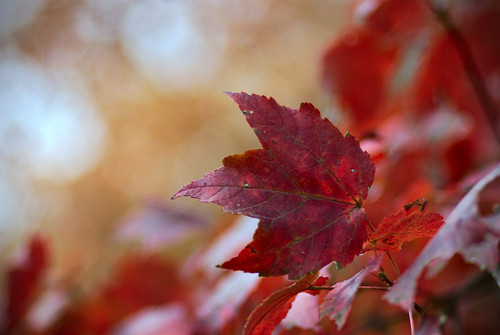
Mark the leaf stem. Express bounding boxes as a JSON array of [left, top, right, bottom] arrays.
[[359, 285, 390, 291], [386, 252, 401, 277], [378, 269, 394, 286], [308, 285, 333, 291], [378, 270, 425, 315], [429, 2, 500, 144], [309, 285, 389, 291], [408, 309, 415, 335]]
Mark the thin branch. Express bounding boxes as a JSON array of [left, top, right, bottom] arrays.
[[309, 285, 389, 291], [386, 252, 401, 276], [429, 2, 500, 144], [308, 285, 334, 291], [359, 285, 390, 291]]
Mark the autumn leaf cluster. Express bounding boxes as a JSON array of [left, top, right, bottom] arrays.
[[2, 0, 500, 334]]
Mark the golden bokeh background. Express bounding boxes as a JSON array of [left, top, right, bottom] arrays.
[[0, 0, 349, 290]]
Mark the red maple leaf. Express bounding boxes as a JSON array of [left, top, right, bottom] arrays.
[[244, 273, 327, 335], [173, 92, 375, 279], [365, 199, 444, 252]]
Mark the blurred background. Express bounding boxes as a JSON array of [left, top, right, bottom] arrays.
[[0, 0, 349, 293]]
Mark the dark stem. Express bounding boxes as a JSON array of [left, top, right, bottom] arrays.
[[430, 3, 500, 143], [367, 218, 424, 314], [378, 269, 394, 286], [413, 302, 424, 315], [359, 285, 390, 291], [378, 270, 424, 315]]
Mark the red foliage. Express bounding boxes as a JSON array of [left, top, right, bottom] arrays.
[[322, 29, 397, 131], [52, 255, 185, 334], [365, 199, 444, 252], [174, 92, 374, 279], [244, 273, 326, 335], [3, 0, 500, 334], [385, 164, 500, 310]]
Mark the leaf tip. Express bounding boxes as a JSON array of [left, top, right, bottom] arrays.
[[224, 90, 246, 100], [171, 189, 183, 200]]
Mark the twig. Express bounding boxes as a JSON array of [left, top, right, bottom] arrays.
[[309, 285, 389, 291], [359, 285, 389, 291]]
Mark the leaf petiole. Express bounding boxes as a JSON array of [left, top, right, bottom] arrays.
[[309, 285, 389, 291], [386, 251, 401, 276]]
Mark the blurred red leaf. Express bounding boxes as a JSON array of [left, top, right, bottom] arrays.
[[173, 92, 374, 279], [322, 29, 397, 131], [116, 199, 208, 252], [365, 199, 444, 252], [196, 272, 261, 333], [320, 256, 382, 330], [477, 176, 500, 217], [359, 0, 427, 38], [110, 304, 193, 335], [411, 36, 470, 114], [4, 234, 48, 333], [244, 273, 326, 335], [415, 314, 441, 335], [53, 255, 183, 334], [385, 163, 500, 310], [281, 292, 321, 331]]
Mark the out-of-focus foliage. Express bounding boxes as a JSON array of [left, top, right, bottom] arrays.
[[2, 0, 500, 334], [0, 0, 348, 288]]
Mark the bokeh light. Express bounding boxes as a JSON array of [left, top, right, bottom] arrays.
[[0, 0, 348, 290]]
